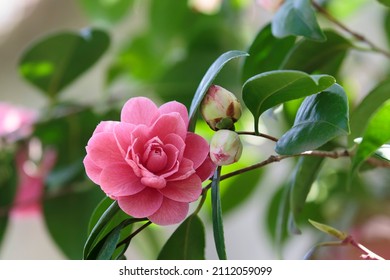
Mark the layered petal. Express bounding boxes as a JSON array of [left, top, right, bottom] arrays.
[[86, 132, 124, 168], [83, 155, 102, 184], [114, 122, 136, 155], [159, 174, 202, 202], [121, 97, 159, 125], [93, 121, 119, 135], [151, 113, 187, 140], [158, 101, 189, 127], [118, 188, 163, 218], [183, 132, 210, 169], [100, 163, 145, 196], [195, 156, 216, 181], [148, 197, 189, 226]]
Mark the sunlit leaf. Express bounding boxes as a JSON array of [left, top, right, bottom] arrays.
[[349, 79, 390, 146], [188, 50, 249, 131], [79, 0, 134, 25], [43, 183, 104, 259], [241, 24, 296, 82], [351, 100, 390, 175], [210, 167, 227, 260], [377, 0, 390, 7], [19, 29, 109, 99], [281, 30, 352, 76], [242, 70, 335, 134], [276, 84, 349, 155], [158, 215, 205, 260], [272, 0, 326, 41]]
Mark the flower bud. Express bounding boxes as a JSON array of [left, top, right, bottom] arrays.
[[210, 130, 243, 166], [200, 85, 242, 131]]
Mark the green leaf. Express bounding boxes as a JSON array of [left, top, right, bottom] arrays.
[[188, 50, 249, 131], [79, 0, 134, 25], [349, 79, 390, 146], [351, 100, 390, 175], [272, 0, 326, 42], [288, 157, 324, 234], [43, 183, 104, 259], [378, 0, 390, 7], [385, 11, 390, 48], [211, 166, 227, 260], [0, 151, 17, 249], [94, 225, 122, 260], [281, 30, 352, 76], [83, 199, 120, 259], [309, 219, 348, 240], [241, 24, 296, 82], [276, 84, 349, 155], [242, 70, 335, 134], [158, 215, 206, 260], [19, 28, 109, 99]]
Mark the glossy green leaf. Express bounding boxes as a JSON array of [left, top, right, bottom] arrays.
[[84, 199, 120, 258], [79, 0, 133, 25], [351, 100, 390, 175], [378, 0, 390, 7], [158, 215, 205, 260], [94, 225, 122, 260], [349, 79, 390, 146], [242, 70, 335, 134], [188, 50, 249, 131], [281, 30, 352, 76], [288, 157, 324, 234], [241, 24, 296, 82], [272, 0, 326, 42], [19, 29, 109, 98], [211, 166, 227, 260], [276, 84, 349, 155], [43, 183, 104, 259], [0, 151, 17, 249], [220, 168, 263, 215]]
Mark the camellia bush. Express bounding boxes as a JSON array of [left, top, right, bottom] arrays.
[[1, 0, 390, 260]]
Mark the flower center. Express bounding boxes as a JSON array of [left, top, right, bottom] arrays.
[[143, 142, 168, 173]]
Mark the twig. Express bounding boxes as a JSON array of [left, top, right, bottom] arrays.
[[236, 131, 279, 142]]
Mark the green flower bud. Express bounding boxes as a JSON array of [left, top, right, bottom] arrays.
[[210, 130, 243, 166], [200, 85, 242, 131]]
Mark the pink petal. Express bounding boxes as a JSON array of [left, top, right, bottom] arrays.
[[121, 97, 159, 125], [148, 198, 189, 225], [158, 144, 180, 176], [93, 121, 119, 135], [163, 133, 185, 161], [160, 174, 202, 202], [195, 156, 216, 181], [141, 176, 166, 189], [83, 155, 103, 184], [114, 122, 136, 155], [100, 163, 145, 196], [167, 158, 195, 181], [151, 114, 187, 141], [183, 132, 210, 170], [158, 101, 189, 127], [86, 132, 124, 168], [117, 188, 163, 218]]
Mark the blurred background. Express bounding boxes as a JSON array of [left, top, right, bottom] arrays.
[[1, 0, 390, 260]]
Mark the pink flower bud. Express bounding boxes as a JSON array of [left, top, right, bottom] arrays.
[[200, 85, 242, 131], [210, 130, 243, 166]]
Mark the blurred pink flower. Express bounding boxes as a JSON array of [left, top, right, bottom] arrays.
[[84, 97, 215, 225], [11, 140, 57, 218], [0, 102, 38, 142], [257, 0, 284, 12]]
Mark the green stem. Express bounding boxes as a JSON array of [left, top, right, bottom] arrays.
[[116, 221, 152, 248]]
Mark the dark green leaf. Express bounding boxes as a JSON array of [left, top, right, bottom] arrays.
[[79, 0, 133, 25], [188, 50, 249, 131], [378, 0, 390, 7], [210, 167, 227, 260], [43, 183, 104, 259], [19, 29, 109, 98], [276, 84, 349, 155], [158, 215, 205, 260], [281, 30, 352, 76], [288, 157, 324, 234], [220, 168, 263, 215], [351, 100, 390, 175], [0, 151, 17, 249], [241, 24, 296, 82], [242, 70, 335, 134], [272, 0, 326, 41], [349, 79, 390, 146], [95, 225, 122, 260]]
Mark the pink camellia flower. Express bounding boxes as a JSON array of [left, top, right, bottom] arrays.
[[83, 97, 216, 225]]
